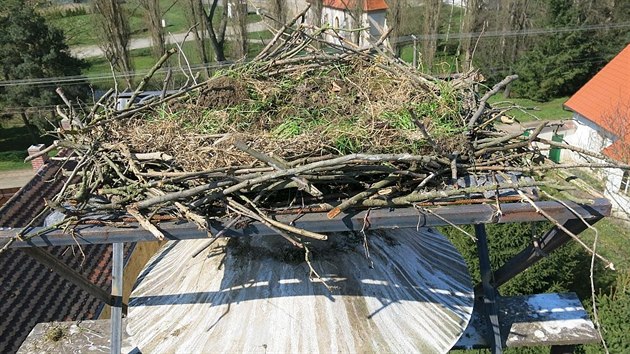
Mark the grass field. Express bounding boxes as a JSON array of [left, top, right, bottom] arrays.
[[47, 2, 262, 47], [488, 96, 573, 122], [46, 0, 190, 46]]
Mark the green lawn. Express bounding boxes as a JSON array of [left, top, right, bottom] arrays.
[[0, 160, 31, 171], [581, 217, 630, 272], [47, 0, 192, 46], [248, 30, 273, 41], [47, 3, 262, 47], [488, 96, 573, 122]]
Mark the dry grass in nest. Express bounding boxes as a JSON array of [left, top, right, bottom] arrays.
[[96, 59, 470, 172]]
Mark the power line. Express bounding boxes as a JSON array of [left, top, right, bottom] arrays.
[[394, 21, 630, 43], [1, 20, 629, 88], [0, 62, 229, 88]]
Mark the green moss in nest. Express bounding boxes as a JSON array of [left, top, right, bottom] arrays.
[[44, 325, 66, 342]]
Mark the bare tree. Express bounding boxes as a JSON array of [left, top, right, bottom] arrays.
[[349, 0, 365, 46], [204, 0, 229, 62], [93, 0, 133, 86], [139, 0, 165, 60], [422, 0, 442, 70], [186, 0, 211, 75], [459, 0, 483, 71], [270, 0, 287, 24], [229, 0, 248, 59], [186, 0, 228, 63], [387, 0, 403, 55]]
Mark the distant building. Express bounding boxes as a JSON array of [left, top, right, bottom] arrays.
[[309, 0, 389, 47], [563, 44, 630, 215]]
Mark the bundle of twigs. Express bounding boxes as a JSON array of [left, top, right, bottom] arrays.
[[14, 8, 630, 250]]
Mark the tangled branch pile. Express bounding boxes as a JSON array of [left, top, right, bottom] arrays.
[[24, 11, 629, 246]]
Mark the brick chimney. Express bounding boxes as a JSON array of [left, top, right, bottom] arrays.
[[27, 144, 49, 171]]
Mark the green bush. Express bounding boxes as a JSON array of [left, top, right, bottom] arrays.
[[441, 222, 604, 297]]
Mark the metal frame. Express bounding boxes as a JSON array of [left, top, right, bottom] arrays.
[[475, 224, 503, 354], [1, 198, 611, 354]]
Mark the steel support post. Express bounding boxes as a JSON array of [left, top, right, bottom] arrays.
[[110, 243, 123, 354], [475, 224, 503, 354], [490, 218, 600, 289]]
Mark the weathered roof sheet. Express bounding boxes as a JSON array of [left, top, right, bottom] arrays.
[[564, 44, 630, 161], [321, 0, 388, 11], [0, 159, 114, 354], [127, 229, 474, 353]]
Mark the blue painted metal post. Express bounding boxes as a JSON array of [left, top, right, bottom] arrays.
[[111, 243, 123, 354], [475, 224, 503, 354]]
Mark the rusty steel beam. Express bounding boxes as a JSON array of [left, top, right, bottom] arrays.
[[0, 199, 611, 249]]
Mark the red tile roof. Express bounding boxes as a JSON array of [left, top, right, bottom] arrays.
[[564, 44, 630, 162], [602, 140, 629, 163], [0, 159, 122, 353], [321, 0, 388, 11]]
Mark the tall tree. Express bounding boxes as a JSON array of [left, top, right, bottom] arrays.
[[204, 0, 229, 62], [229, 0, 248, 59], [270, 0, 287, 24], [140, 0, 165, 60], [514, 0, 626, 101], [0, 0, 87, 140], [421, 0, 442, 70], [93, 0, 133, 86], [186, 0, 211, 75], [459, 0, 484, 71], [387, 0, 404, 55]]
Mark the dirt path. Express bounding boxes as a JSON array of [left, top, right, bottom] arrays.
[[0, 169, 34, 189], [71, 21, 267, 59]]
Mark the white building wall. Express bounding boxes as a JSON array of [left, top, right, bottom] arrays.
[[604, 169, 630, 217], [363, 11, 387, 46], [562, 113, 613, 164], [319, 7, 387, 47], [562, 112, 630, 216]]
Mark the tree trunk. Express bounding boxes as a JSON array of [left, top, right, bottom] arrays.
[[229, 0, 248, 59], [422, 0, 442, 70], [93, 0, 134, 87], [20, 111, 37, 144], [461, 0, 481, 71], [140, 0, 165, 60], [187, 0, 211, 76], [387, 0, 403, 57], [204, 0, 228, 62], [270, 0, 287, 24]]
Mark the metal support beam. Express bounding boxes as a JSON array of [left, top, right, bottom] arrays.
[[22, 247, 113, 306], [550, 345, 575, 354], [475, 224, 503, 354], [110, 243, 123, 354], [490, 218, 600, 289], [0, 199, 611, 249]]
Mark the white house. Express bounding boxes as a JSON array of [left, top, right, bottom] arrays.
[[311, 0, 389, 47], [563, 44, 630, 216]]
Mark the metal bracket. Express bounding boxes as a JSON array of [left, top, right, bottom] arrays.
[[110, 243, 123, 354], [475, 224, 503, 354], [490, 217, 601, 289]]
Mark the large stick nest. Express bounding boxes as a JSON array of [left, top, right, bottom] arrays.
[[20, 12, 629, 247]]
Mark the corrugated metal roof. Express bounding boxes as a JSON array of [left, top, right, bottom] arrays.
[[564, 44, 630, 161], [128, 229, 473, 353], [0, 159, 115, 353], [321, 0, 388, 11]]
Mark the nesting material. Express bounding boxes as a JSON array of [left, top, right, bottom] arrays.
[[19, 13, 628, 248]]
